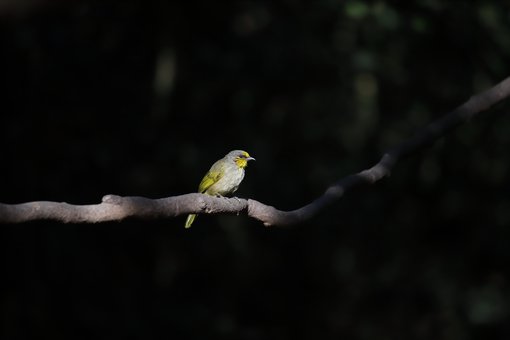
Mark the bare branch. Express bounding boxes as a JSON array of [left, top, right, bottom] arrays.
[[0, 194, 247, 224], [1, 77, 510, 226]]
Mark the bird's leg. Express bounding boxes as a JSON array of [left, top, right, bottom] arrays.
[[216, 194, 235, 202]]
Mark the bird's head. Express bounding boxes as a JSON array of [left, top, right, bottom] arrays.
[[226, 150, 255, 169]]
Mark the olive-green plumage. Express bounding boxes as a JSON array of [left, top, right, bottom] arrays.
[[185, 150, 255, 228]]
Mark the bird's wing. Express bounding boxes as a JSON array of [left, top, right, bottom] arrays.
[[197, 161, 223, 193]]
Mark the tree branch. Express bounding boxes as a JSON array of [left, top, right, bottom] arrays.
[[2, 76, 510, 226]]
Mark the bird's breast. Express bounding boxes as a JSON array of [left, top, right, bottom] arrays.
[[207, 167, 245, 196]]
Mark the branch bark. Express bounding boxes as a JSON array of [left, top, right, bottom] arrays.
[[2, 76, 510, 227]]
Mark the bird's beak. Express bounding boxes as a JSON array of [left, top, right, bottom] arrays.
[[247, 157, 256, 161]]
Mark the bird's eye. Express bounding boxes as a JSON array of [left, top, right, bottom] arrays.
[[239, 154, 246, 158]]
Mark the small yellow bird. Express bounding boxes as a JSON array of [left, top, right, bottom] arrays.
[[185, 150, 255, 228]]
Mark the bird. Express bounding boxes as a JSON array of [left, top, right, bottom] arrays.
[[185, 150, 255, 228]]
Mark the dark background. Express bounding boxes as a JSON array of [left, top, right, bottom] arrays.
[[1, 1, 510, 339]]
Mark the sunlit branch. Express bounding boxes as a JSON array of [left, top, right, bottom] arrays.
[[1, 76, 510, 226]]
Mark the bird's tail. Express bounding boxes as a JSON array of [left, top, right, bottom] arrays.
[[185, 214, 196, 228]]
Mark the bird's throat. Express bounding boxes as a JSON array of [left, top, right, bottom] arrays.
[[235, 158, 248, 169]]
